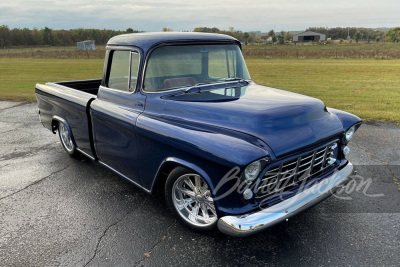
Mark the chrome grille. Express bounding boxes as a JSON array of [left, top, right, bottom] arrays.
[[256, 142, 338, 198]]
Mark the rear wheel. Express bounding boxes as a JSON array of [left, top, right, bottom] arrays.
[[58, 121, 78, 157], [165, 167, 218, 231]]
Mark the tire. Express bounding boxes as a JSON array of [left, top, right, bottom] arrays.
[[58, 121, 79, 157], [165, 167, 218, 231]]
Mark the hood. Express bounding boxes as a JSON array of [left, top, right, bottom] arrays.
[[148, 83, 344, 158]]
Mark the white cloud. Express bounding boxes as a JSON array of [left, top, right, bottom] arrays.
[[1, 0, 399, 31]]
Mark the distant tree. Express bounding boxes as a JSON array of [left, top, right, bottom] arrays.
[[284, 31, 294, 42], [0, 25, 10, 46], [193, 27, 247, 43], [256, 36, 262, 44], [126, 28, 134, 33], [384, 27, 400, 42], [268, 29, 275, 37], [0, 25, 142, 46], [376, 36, 380, 42], [43, 27, 53, 45], [243, 32, 249, 45], [272, 35, 277, 43], [354, 31, 361, 43], [193, 27, 220, 33], [248, 32, 257, 44], [366, 34, 371, 43], [162, 27, 173, 32], [277, 31, 285, 44]]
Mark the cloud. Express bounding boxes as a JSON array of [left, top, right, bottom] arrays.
[[1, 0, 400, 31]]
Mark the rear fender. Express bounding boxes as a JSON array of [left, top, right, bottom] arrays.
[[51, 115, 78, 148]]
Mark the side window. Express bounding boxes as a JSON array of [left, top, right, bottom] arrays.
[[107, 50, 130, 91], [130, 52, 140, 91]]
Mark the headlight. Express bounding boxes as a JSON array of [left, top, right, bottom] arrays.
[[345, 126, 355, 142], [244, 160, 261, 182]]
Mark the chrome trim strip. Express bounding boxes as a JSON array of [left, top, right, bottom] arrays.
[[98, 161, 151, 194], [76, 148, 95, 161], [321, 146, 330, 168], [218, 162, 355, 237]]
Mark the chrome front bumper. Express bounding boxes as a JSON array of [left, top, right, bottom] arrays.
[[218, 162, 355, 237]]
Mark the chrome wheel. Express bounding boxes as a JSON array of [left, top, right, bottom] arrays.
[[59, 122, 74, 152], [172, 174, 217, 227]]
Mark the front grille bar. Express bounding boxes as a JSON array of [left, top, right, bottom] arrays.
[[256, 142, 338, 198]]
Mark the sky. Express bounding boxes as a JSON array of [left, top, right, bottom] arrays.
[[1, 0, 399, 32]]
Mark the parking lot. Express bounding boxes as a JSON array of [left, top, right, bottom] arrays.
[[0, 101, 399, 266]]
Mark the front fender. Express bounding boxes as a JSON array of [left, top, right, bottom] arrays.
[[327, 107, 362, 131], [151, 157, 214, 192], [136, 113, 270, 205]]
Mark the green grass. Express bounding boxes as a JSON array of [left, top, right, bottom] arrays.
[[0, 58, 104, 102], [0, 57, 399, 124]]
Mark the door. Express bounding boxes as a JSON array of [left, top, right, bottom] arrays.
[[91, 49, 146, 185]]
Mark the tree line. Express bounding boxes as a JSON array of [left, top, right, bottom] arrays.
[[0, 25, 141, 47], [194, 27, 395, 44], [0, 25, 398, 48]]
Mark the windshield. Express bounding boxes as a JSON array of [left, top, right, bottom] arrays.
[[144, 44, 251, 92]]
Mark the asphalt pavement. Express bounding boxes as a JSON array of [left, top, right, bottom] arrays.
[[0, 101, 399, 266]]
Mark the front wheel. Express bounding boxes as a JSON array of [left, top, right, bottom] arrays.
[[58, 121, 79, 157], [165, 167, 218, 231]]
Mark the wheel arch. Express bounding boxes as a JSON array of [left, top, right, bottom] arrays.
[[51, 115, 78, 148], [150, 157, 214, 194]]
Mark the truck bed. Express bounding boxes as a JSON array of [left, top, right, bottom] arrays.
[[55, 79, 101, 95], [35, 79, 101, 158]]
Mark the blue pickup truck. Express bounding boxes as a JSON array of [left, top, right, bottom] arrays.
[[36, 32, 361, 236]]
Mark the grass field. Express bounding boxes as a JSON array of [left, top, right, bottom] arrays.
[[0, 57, 399, 124], [0, 58, 103, 101]]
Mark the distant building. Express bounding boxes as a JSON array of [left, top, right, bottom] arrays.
[[77, 40, 96, 50], [293, 31, 326, 42], [261, 35, 273, 43]]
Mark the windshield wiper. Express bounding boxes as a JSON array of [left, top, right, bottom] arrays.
[[222, 77, 247, 82], [183, 79, 248, 94]]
